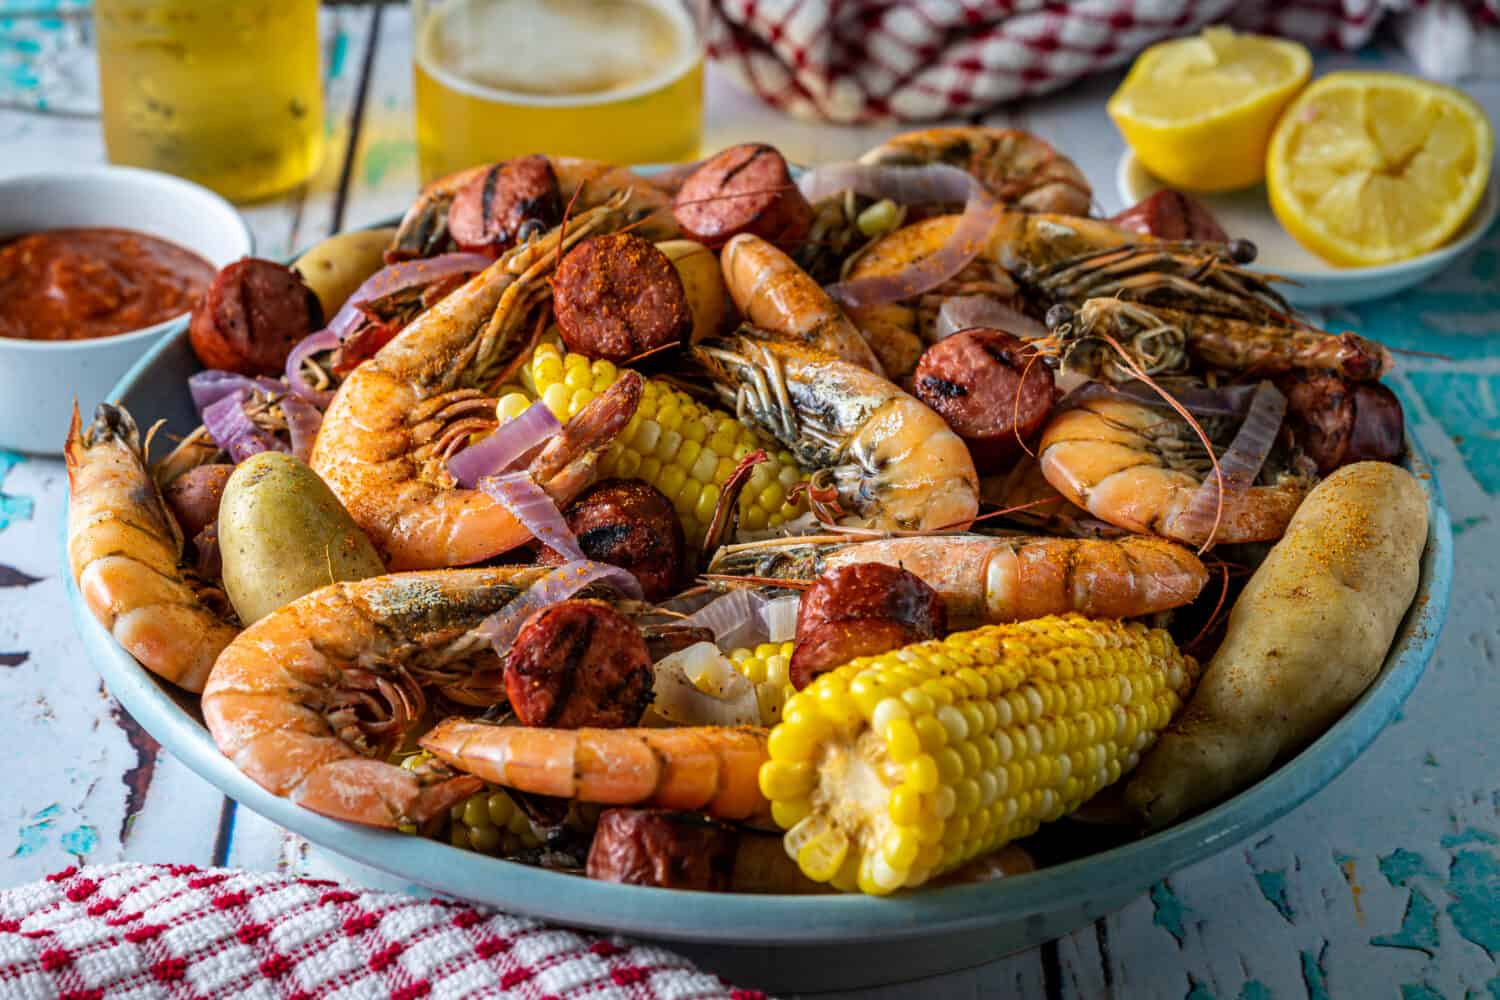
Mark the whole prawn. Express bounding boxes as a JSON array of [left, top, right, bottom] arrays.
[[202, 566, 558, 828], [693, 334, 980, 532], [312, 197, 643, 570], [66, 404, 239, 693], [709, 533, 1208, 624]]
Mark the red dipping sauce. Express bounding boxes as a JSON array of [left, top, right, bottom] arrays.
[[0, 227, 215, 342]]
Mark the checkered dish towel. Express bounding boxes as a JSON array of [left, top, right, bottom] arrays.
[[707, 0, 1500, 124], [0, 864, 763, 999]]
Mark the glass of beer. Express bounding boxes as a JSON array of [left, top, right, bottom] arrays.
[[412, 0, 704, 182], [95, 0, 325, 203]]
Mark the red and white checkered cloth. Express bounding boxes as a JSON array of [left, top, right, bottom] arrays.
[[706, 0, 1500, 124], [0, 864, 762, 1000]]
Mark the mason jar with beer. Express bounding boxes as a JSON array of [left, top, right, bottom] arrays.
[[412, 0, 705, 182]]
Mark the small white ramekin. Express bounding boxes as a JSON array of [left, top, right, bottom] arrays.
[[0, 166, 253, 455]]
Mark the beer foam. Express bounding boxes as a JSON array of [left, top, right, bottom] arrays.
[[419, 0, 698, 105]]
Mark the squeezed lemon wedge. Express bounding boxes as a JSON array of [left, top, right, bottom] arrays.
[[1108, 27, 1312, 192], [1267, 71, 1494, 267]]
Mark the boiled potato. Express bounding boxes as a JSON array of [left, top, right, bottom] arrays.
[[657, 239, 727, 344], [1125, 462, 1427, 828], [219, 452, 385, 624], [292, 226, 397, 317]]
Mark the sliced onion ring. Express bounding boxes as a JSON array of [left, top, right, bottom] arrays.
[[281, 394, 324, 462], [1175, 381, 1287, 546], [201, 391, 286, 464], [797, 162, 975, 205], [325, 252, 491, 341], [935, 296, 1047, 340], [1061, 380, 1261, 420], [189, 370, 283, 414], [284, 328, 341, 407], [448, 402, 561, 488], [682, 588, 767, 651], [480, 471, 586, 563], [475, 559, 645, 654]]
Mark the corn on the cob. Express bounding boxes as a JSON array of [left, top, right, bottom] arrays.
[[760, 614, 1197, 895], [507, 343, 809, 545], [711, 641, 796, 726]]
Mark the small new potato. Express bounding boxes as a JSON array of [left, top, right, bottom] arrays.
[[219, 452, 385, 624], [657, 239, 728, 344], [292, 226, 398, 318], [1125, 462, 1427, 828]]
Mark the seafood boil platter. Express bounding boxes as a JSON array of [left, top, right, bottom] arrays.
[[62, 131, 1453, 978]]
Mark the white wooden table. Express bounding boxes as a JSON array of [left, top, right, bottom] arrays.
[[3, 6, 1500, 997]]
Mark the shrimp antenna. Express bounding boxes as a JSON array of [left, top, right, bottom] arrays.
[[1095, 331, 1225, 554], [1184, 562, 1232, 656], [1011, 349, 1045, 458], [554, 178, 588, 274]]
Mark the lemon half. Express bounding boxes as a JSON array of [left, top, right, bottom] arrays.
[[1108, 27, 1312, 192], [1267, 71, 1494, 267]]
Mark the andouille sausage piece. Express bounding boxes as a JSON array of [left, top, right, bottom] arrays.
[[552, 233, 692, 363], [672, 143, 812, 249], [504, 600, 654, 729], [789, 618, 920, 691], [586, 808, 737, 890], [1280, 372, 1404, 474], [537, 479, 686, 601], [447, 155, 562, 254], [189, 259, 324, 376], [790, 563, 948, 689], [1110, 189, 1229, 243], [913, 328, 1055, 471], [164, 464, 234, 540]]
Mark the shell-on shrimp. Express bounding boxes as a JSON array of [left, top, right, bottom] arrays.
[[66, 404, 239, 693], [389, 157, 678, 260], [1037, 395, 1310, 547], [709, 533, 1208, 624], [1056, 298, 1392, 382], [720, 234, 884, 374], [312, 198, 644, 570], [419, 719, 769, 822], [693, 335, 979, 532], [858, 127, 1093, 217], [202, 566, 564, 828]]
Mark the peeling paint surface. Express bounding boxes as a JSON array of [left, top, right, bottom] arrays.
[[0, 24, 1498, 1000]]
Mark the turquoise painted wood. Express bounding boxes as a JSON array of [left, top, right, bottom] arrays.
[[1, 8, 1497, 996]]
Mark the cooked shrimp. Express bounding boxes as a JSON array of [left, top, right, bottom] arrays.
[[389, 157, 677, 259], [312, 198, 643, 570], [1037, 396, 1309, 547], [202, 566, 564, 828], [66, 404, 239, 694], [420, 719, 769, 822], [720, 234, 884, 373], [1060, 298, 1392, 382], [709, 533, 1208, 623], [858, 127, 1093, 216], [693, 335, 979, 532]]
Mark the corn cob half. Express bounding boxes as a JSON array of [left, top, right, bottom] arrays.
[[760, 615, 1197, 894], [508, 343, 809, 545], [715, 641, 796, 727]]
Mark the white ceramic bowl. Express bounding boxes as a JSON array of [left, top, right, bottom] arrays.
[[1116, 150, 1499, 308], [0, 166, 252, 455]]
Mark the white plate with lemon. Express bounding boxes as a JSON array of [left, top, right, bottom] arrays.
[[1109, 29, 1496, 307]]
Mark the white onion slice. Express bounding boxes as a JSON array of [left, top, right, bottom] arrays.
[[759, 595, 800, 643], [681, 588, 767, 651], [935, 296, 1047, 340], [796, 162, 974, 205], [650, 642, 760, 727]]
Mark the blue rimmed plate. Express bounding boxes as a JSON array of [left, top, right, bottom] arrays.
[[63, 266, 1452, 997]]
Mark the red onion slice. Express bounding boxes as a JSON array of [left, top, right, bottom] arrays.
[[281, 394, 324, 462], [935, 296, 1047, 341], [475, 559, 644, 654], [325, 252, 491, 341], [284, 328, 341, 407], [1062, 380, 1261, 420], [797, 162, 975, 205], [189, 370, 283, 413], [447, 402, 561, 488], [201, 391, 287, 464], [1175, 381, 1287, 546], [480, 471, 587, 563]]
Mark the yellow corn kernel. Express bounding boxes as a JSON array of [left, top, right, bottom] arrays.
[[760, 615, 1197, 894]]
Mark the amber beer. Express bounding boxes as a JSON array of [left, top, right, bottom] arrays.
[[95, 0, 325, 202], [412, 0, 704, 182]]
